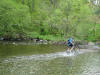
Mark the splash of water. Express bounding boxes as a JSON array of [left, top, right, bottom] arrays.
[[1, 51, 77, 63], [2, 49, 98, 63]]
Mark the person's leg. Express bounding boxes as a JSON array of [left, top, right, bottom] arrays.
[[67, 44, 70, 51], [70, 46, 74, 52], [67, 46, 70, 52], [66, 44, 70, 52], [69, 44, 74, 52]]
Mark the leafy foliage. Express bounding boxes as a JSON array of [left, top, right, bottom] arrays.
[[0, 0, 100, 41]]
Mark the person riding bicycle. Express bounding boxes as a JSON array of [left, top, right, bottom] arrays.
[[67, 37, 74, 52]]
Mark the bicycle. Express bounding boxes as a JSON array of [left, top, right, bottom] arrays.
[[73, 42, 80, 53], [66, 41, 80, 53]]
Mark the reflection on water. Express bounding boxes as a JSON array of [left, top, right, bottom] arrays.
[[0, 43, 100, 75]]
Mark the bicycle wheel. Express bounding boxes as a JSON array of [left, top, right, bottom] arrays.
[[73, 45, 80, 53]]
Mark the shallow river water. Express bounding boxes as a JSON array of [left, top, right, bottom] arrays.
[[0, 43, 100, 75]]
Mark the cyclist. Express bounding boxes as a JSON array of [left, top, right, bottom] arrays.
[[67, 37, 74, 52]]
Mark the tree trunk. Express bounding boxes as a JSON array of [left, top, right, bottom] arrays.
[[22, 0, 24, 4], [94, 22, 96, 37], [28, 0, 31, 8], [32, 0, 34, 12]]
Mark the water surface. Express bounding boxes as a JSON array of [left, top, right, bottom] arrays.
[[0, 43, 100, 75]]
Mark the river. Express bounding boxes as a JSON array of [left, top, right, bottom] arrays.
[[0, 43, 100, 75]]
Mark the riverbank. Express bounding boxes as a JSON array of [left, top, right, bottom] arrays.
[[0, 37, 66, 45], [0, 40, 100, 51]]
